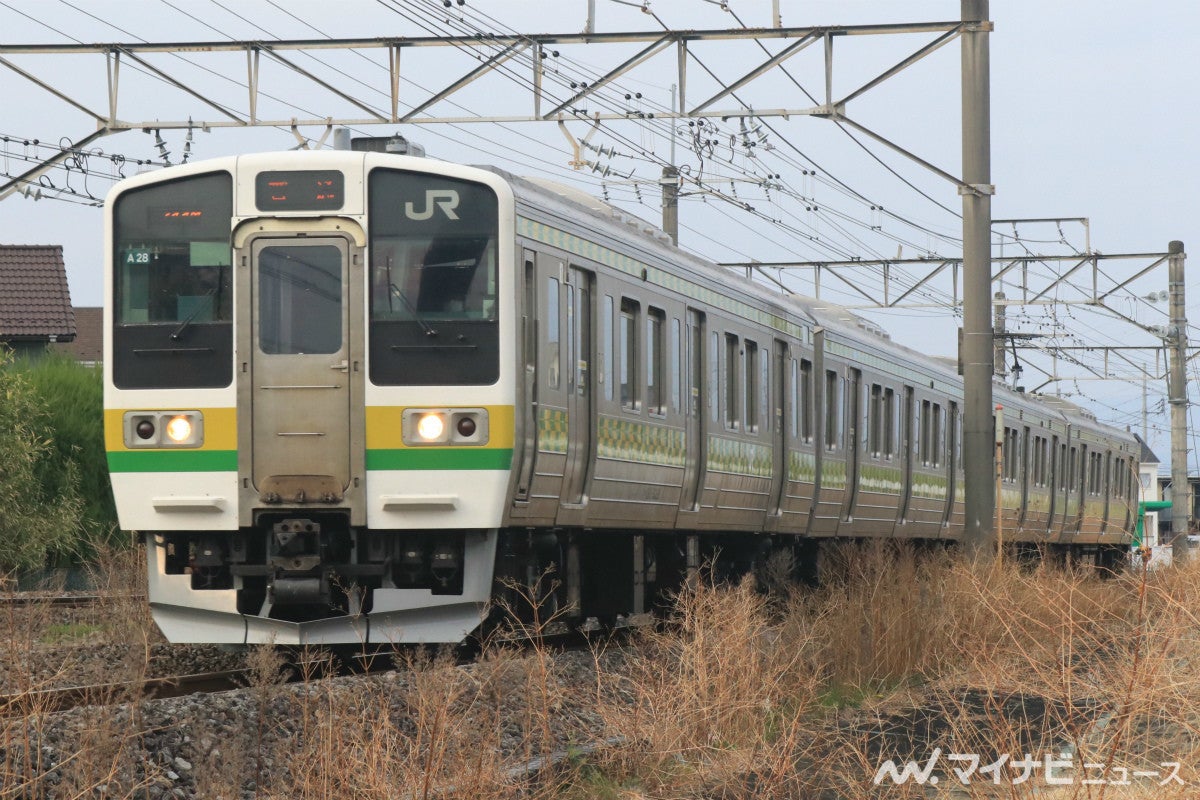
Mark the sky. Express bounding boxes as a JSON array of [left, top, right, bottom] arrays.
[[1, 0, 1197, 462]]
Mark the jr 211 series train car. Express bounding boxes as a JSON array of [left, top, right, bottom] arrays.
[[103, 148, 1139, 645]]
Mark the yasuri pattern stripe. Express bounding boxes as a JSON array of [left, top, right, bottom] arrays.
[[596, 416, 685, 467]]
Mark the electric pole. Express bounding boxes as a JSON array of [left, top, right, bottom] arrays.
[[1168, 240, 1190, 560], [961, 0, 994, 559]]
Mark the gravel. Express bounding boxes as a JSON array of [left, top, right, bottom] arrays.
[[1, 639, 618, 799]]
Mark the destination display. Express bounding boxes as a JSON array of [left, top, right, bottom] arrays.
[[254, 170, 344, 211]]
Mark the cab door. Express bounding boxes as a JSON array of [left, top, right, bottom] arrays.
[[250, 237, 353, 505]]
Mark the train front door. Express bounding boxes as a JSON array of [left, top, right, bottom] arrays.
[[248, 237, 355, 507]]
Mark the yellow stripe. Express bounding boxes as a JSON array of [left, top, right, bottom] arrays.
[[105, 407, 238, 452], [366, 405, 515, 449]]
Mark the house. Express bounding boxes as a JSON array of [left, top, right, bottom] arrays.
[[0, 244, 76, 359], [53, 306, 102, 367], [1136, 433, 1161, 503]]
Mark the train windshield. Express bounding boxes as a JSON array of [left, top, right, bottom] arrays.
[[111, 171, 234, 388], [113, 172, 233, 326], [367, 169, 500, 385]]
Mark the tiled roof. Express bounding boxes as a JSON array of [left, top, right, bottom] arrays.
[[53, 306, 101, 363], [1135, 433, 1160, 465], [0, 244, 76, 340]]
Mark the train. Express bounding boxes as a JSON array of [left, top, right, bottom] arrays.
[[102, 147, 1139, 645]]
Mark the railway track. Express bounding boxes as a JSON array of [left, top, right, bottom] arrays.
[[0, 668, 251, 717], [0, 593, 144, 609], [0, 648, 404, 719]]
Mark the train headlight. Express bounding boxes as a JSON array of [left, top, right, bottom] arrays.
[[402, 408, 489, 446], [417, 413, 445, 442], [166, 415, 193, 443], [123, 411, 204, 448]]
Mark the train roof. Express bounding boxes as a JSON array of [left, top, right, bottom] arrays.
[[492, 166, 1134, 447]]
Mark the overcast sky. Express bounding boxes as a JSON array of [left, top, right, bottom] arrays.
[[1, 0, 1197, 459]]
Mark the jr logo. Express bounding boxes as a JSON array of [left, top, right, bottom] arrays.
[[405, 189, 460, 221]]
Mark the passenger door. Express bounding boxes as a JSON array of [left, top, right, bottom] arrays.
[[559, 264, 595, 515], [767, 339, 789, 518], [249, 237, 353, 504], [679, 308, 706, 512]]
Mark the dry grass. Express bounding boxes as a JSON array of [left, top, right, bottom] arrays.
[[3, 543, 1200, 798]]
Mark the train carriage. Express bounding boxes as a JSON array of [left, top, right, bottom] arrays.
[[103, 148, 1139, 645]]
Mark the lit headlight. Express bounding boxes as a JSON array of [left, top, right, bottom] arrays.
[[416, 413, 445, 442], [166, 415, 193, 443], [124, 411, 204, 448], [402, 408, 489, 446]]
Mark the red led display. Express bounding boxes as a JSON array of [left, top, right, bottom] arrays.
[[254, 170, 345, 211]]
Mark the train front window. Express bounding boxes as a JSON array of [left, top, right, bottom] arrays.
[[111, 172, 233, 389], [368, 169, 499, 385]]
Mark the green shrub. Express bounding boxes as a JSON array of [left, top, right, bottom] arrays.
[[14, 352, 119, 550], [0, 349, 85, 570]]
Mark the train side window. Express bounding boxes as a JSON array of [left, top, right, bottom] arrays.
[[919, 400, 931, 466], [620, 298, 640, 411], [1020, 428, 1030, 486], [824, 369, 840, 452], [1068, 446, 1078, 492], [931, 403, 942, 468], [546, 276, 560, 389], [947, 402, 959, 473], [760, 345, 770, 434], [1003, 428, 1019, 482], [1060, 442, 1069, 491], [602, 295, 614, 401], [725, 333, 740, 431], [903, 387, 915, 466], [744, 339, 758, 433], [869, 384, 883, 457], [710, 331, 720, 424], [647, 307, 665, 416], [1041, 437, 1050, 487], [999, 425, 1008, 480], [670, 317, 682, 414], [1033, 437, 1041, 487]]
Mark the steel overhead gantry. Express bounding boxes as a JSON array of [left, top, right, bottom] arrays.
[[719, 250, 1180, 311], [1, 18, 970, 195]]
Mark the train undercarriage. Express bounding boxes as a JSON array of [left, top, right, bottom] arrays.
[[151, 519, 1131, 644]]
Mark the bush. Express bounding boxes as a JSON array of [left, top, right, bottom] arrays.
[[0, 349, 85, 571], [15, 352, 119, 550]]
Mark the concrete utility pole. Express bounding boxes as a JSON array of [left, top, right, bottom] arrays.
[[960, 0, 994, 559], [1167, 240, 1190, 560]]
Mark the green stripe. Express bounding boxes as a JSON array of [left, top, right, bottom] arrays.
[[366, 448, 513, 470], [107, 450, 238, 473]]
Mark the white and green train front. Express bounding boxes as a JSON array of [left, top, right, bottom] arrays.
[[103, 152, 517, 645]]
